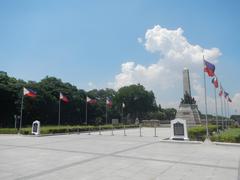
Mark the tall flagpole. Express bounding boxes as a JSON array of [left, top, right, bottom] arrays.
[[227, 100, 230, 127], [213, 86, 219, 132], [58, 95, 61, 126], [220, 85, 224, 130], [86, 97, 88, 125], [19, 89, 24, 132], [223, 96, 227, 128], [203, 56, 209, 138], [106, 101, 108, 125]]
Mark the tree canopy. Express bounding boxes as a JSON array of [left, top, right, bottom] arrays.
[[0, 72, 176, 127]]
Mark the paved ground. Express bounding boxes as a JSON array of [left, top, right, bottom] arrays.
[[0, 127, 239, 180]]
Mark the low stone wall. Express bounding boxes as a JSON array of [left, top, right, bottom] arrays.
[[142, 120, 160, 127]]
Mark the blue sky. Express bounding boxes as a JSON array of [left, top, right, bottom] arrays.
[[1, 0, 240, 113]]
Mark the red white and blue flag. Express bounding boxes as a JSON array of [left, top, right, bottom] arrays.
[[23, 87, 37, 97], [60, 92, 69, 103], [224, 91, 229, 99], [106, 97, 112, 108], [219, 84, 223, 97], [211, 77, 218, 88], [86, 96, 97, 104], [204, 60, 215, 77], [228, 97, 232, 103]]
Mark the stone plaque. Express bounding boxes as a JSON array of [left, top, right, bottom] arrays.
[[173, 122, 184, 136], [32, 120, 40, 135], [183, 112, 190, 115], [170, 118, 188, 140], [112, 119, 119, 125]]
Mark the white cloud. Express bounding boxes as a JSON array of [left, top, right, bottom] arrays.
[[111, 25, 223, 114]]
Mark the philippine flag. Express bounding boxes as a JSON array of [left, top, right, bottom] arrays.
[[224, 91, 229, 99], [211, 77, 218, 88], [60, 92, 69, 103], [204, 60, 215, 77], [106, 97, 112, 108], [228, 97, 232, 103], [23, 87, 37, 97], [86, 96, 97, 104], [219, 84, 223, 97]]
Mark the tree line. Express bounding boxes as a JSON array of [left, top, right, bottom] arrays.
[[0, 71, 177, 127]]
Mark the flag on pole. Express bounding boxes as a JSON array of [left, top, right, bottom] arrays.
[[224, 91, 229, 99], [211, 77, 218, 88], [204, 60, 215, 77], [219, 84, 223, 96], [122, 102, 125, 108], [60, 92, 69, 103], [23, 87, 37, 97], [228, 97, 232, 103], [86, 96, 97, 104], [106, 97, 112, 108]]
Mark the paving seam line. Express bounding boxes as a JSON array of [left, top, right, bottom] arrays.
[[13, 141, 158, 180]]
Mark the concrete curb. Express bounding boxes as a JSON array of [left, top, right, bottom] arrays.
[[159, 139, 203, 144], [213, 142, 240, 147]]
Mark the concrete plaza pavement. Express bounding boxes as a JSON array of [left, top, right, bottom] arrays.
[[0, 127, 239, 180]]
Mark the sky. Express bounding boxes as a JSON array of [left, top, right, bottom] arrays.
[[1, 0, 240, 115]]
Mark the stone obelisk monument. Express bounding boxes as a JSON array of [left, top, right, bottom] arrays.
[[176, 68, 201, 127], [183, 68, 191, 96]]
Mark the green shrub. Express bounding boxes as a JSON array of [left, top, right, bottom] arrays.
[[0, 128, 18, 134], [211, 128, 240, 143], [0, 124, 138, 135], [188, 125, 218, 141]]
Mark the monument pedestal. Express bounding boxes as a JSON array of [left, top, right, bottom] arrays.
[[176, 104, 201, 128]]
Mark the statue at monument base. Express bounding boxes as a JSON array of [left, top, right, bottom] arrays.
[[176, 103, 201, 128]]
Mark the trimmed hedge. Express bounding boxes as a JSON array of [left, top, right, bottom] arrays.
[[0, 128, 18, 134], [211, 128, 240, 143], [0, 124, 138, 135], [188, 125, 218, 141]]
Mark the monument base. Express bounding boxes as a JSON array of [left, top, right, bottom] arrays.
[[176, 104, 201, 128]]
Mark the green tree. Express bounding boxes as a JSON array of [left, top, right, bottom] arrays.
[[114, 84, 157, 120]]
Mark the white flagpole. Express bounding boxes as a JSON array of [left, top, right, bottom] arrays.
[[223, 96, 227, 128], [58, 94, 61, 126], [227, 100, 230, 126], [219, 85, 224, 130], [203, 56, 209, 138], [86, 97, 88, 125], [213, 86, 219, 132], [19, 88, 24, 133], [106, 99, 108, 125]]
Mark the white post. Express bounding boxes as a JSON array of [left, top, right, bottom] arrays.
[[154, 124, 157, 137], [139, 124, 142, 137]]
